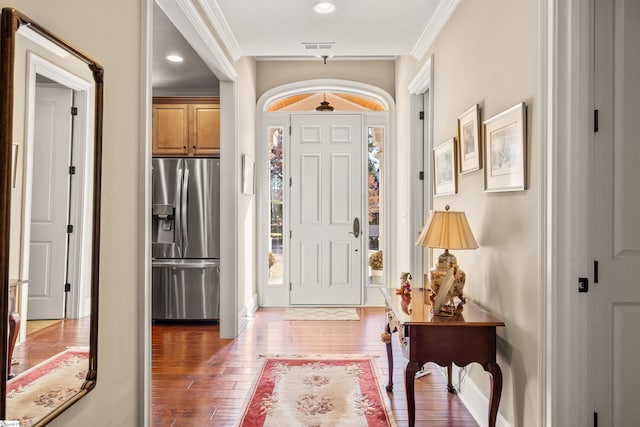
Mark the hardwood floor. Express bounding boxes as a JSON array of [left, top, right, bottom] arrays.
[[11, 317, 90, 377], [152, 307, 479, 426]]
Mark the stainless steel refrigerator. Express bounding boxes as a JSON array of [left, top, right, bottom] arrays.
[[151, 157, 220, 320]]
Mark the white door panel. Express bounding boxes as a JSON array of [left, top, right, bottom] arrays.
[[28, 85, 73, 319], [592, 0, 640, 424], [290, 114, 363, 305]]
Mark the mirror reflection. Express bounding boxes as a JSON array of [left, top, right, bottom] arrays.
[[1, 8, 102, 426]]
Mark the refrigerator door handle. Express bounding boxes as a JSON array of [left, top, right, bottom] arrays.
[[181, 165, 190, 255], [175, 165, 183, 257]]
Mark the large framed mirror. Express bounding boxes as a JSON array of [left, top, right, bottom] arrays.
[[0, 8, 102, 425]]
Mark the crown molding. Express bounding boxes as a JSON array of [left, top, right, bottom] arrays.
[[198, 0, 243, 61], [411, 0, 460, 60], [156, 0, 237, 81], [408, 55, 433, 94]]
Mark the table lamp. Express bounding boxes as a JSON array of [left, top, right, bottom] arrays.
[[415, 205, 478, 306]]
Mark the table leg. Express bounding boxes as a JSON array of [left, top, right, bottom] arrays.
[[384, 322, 394, 392], [8, 312, 20, 379], [447, 362, 456, 394], [485, 362, 503, 427], [405, 360, 420, 427]]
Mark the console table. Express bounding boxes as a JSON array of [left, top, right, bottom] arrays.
[[381, 287, 505, 427]]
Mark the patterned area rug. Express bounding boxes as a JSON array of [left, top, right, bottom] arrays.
[[237, 354, 396, 427], [283, 307, 360, 321], [6, 347, 89, 426]]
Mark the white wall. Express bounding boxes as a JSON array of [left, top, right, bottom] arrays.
[[396, 1, 540, 425], [0, 0, 142, 424]]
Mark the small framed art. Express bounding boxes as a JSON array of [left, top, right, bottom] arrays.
[[483, 102, 527, 192], [433, 138, 457, 196], [457, 104, 481, 174]]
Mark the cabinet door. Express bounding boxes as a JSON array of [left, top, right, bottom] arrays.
[[190, 104, 220, 156], [153, 104, 189, 155]]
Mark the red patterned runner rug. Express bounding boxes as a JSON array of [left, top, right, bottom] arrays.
[[237, 354, 396, 427], [6, 347, 89, 427]]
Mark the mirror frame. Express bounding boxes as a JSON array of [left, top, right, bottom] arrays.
[[0, 8, 103, 423]]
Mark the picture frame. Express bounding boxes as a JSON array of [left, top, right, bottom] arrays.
[[433, 138, 457, 196], [241, 153, 255, 195], [457, 104, 481, 174], [483, 102, 527, 192]]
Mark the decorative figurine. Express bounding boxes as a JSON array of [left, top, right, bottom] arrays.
[[396, 272, 412, 296]]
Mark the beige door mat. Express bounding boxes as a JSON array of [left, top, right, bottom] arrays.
[[283, 307, 360, 321]]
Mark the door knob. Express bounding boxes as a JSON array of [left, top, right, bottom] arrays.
[[349, 217, 360, 238]]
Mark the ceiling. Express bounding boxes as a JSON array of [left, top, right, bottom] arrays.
[[152, 3, 219, 95], [214, 0, 441, 58], [152, 0, 449, 92]]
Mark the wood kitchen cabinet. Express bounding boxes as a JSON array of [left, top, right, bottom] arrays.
[[152, 97, 220, 156]]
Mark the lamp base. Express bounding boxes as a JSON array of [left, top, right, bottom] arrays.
[[427, 251, 467, 303]]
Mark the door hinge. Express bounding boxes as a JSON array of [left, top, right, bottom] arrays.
[[578, 277, 589, 293], [289, 282, 292, 291], [289, 230, 292, 239], [67, 224, 74, 233], [594, 110, 599, 132], [594, 260, 599, 284], [594, 412, 598, 427], [65, 283, 71, 292], [419, 111, 424, 120], [419, 171, 424, 180], [71, 106, 78, 116], [289, 177, 292, 187], [289, 126, 292, 136], [69, 165, 76, 175]]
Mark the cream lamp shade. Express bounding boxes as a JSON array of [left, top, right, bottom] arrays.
[[415, 207, 478, 250]]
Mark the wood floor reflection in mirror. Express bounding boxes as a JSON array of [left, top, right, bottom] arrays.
[[11, 318, 89, 377]]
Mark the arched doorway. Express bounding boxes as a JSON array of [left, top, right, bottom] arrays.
[[256, 80, 395, 307]]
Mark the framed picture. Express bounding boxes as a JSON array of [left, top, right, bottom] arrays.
[[483, 102, 527, 192], [433, 138, 457, 196], [241, 153, 255, 195], [457, 104, 481, 174]]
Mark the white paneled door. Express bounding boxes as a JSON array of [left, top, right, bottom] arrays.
[[592, 0, 640, 424], [28, 85, 73, 319], [289, 114, 363, 305]]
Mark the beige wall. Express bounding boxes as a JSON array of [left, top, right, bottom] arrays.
[[1, 0, 142, 425], [396, 1, 540, 425], [256, 60, 395, 100], [234, 56, 257, 317]]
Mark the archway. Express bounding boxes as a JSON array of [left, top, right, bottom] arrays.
[[256, 80, 395, 307]]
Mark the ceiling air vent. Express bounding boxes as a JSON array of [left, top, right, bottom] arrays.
[[302, 42, 335, 51]]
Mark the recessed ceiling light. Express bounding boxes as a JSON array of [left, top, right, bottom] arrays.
[[313, 2, 337, 14], [166, 55, 184, 63]]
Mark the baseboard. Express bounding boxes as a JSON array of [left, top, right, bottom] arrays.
[[237, 307, 248, 333], [456, 372, 511, 427], [247, 292, 258, 315], [238, 292, 258, 334]]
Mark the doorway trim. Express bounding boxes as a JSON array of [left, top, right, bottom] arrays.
[[407, 56, 434, 289], [256, 80, 395, 307]]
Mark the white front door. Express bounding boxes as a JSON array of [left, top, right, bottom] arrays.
[[28, 85, 73, 319], [591, 0, 640, 424], [289, 114, 363, 305]]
